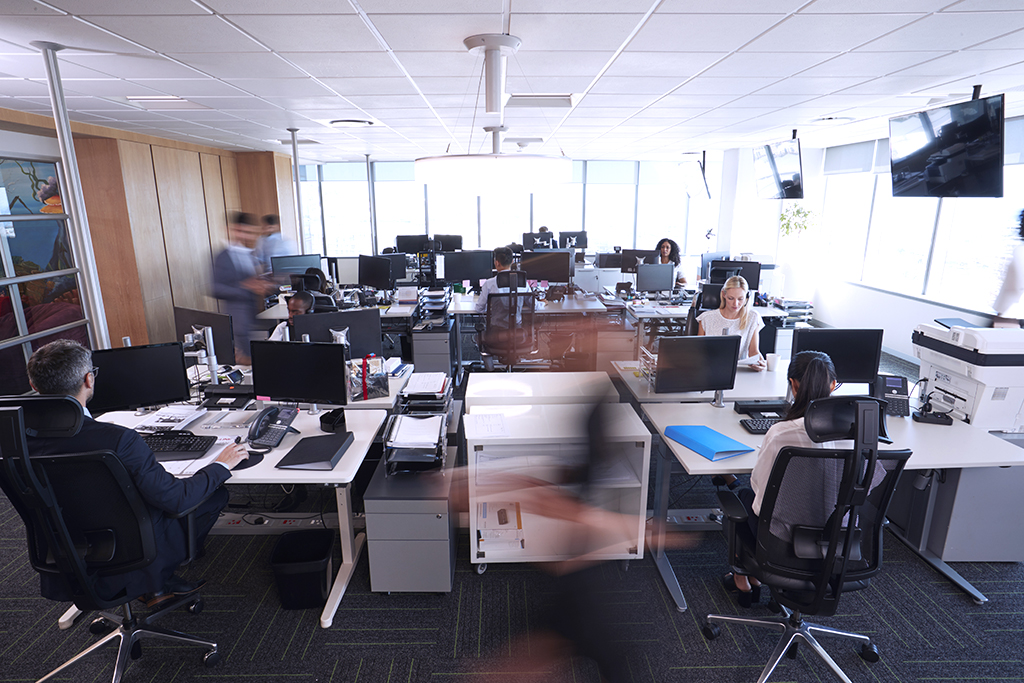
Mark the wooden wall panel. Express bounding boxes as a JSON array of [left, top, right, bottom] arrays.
[[75, 137, 150, 346], [116, 140, 175, 343], [273, 154, 298, 245], [235, 152, 279, 219], [201, 153, 229, 262], [151, 146, 217, 313], [220, 155, 240, 216]]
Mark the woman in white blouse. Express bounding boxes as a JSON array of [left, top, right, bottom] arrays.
[[697, 275, 766, 370]]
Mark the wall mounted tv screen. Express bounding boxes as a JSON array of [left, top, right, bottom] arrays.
[[889, 93, 1004, 198], [752, 139, 803, 199]]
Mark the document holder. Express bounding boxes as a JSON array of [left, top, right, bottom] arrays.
[[383, 414, 446, 475]]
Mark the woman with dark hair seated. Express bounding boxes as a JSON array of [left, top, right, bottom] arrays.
[[654, 237, 686, 286]]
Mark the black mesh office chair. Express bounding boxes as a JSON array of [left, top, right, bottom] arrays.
[[0, 398, 219, 683], [703, 397, 911, 683], [478, 270, 536, 371]]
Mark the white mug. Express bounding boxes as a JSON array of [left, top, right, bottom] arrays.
[[766, 353, 781, 372]]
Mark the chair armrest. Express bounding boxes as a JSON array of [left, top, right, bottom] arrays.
[[717, 490, 748, 524]]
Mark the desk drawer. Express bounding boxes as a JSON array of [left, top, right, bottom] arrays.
[[366, 512, 450, 540]]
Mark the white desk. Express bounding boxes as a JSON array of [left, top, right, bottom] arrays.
[[465, 371, 615, 411], [641, 401, 1024, 609], [626, 303, 786, 321], [611, 359, 791, 404], [258, 302, 410, 321], [448, 292, 608, 316], [100, 407, 387, 628]]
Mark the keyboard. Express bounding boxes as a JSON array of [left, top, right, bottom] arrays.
[[251, 407, 299, 449], [142, 430, 218, 462], [740, 417, 783, 435]]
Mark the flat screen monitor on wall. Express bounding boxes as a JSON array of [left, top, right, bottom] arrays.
[[889, 93, 1004, 198], [752, 139, 803, 199]]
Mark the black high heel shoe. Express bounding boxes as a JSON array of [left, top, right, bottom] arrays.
[[722, 573, 761, 607]]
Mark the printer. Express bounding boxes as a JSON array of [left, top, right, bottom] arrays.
[[912, 323, 1024, 431]]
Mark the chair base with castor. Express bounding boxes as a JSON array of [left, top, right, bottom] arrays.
[[703, 604, 878, 683], [39, 593, 219, 683]]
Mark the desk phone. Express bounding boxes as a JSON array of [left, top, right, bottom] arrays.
[[248, 406, 299, 448]]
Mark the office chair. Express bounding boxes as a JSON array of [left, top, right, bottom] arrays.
[[310, 293, 338, 312], [703, 397, 911, 683], [0, 397, 220, 683], [477, 270, 536, 371]]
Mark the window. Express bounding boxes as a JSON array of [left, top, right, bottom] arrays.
[[636, 162, 689, 256], [584, 161, 637, 252], [861, 177, 938, 296], [819, 173, 876, 282], [320, 163, 371, 256], [373, 162, 425, 254]]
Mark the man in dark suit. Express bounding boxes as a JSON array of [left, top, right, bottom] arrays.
[[212, 212, 275, 364], [25, 340, 249, 606]]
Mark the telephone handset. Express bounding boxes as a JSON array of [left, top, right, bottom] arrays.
[[873, 374, 911, 417], [248, 406, 280, 442]]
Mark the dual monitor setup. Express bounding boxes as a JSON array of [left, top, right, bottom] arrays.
[[522, 230, 587, 251], [655, 327, 884, 394]]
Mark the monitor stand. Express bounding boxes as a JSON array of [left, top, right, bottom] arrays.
[[711, 389, 726, 408]]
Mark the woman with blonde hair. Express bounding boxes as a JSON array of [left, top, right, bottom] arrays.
[[697, 275, 766, 370]]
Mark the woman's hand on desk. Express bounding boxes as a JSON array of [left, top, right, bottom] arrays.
[[742, 354, 767, 372], [217, 441, 250, 469]]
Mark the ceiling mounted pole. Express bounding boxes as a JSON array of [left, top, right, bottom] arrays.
[[464, 34, 521, 116], [32, 41, 110, 349], [287, 127, 305, 252]]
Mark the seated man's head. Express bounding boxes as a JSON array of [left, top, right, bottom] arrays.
[[288, 291, 314, 324], [492, 246, 513, 271], [27, 339, 94, 406]]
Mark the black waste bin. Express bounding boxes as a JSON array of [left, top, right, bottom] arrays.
[[271, 529, 335, 609]]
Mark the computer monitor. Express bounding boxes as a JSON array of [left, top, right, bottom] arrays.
[[396, 234, 429, 253], [271, 254, 322, 278], [655, 336, 741, 394], [519, 250, 572, 283], [700, 251, 730, 280], [596, 252, 623, 269], [358, 254, 394, 290], [559, 231, 588, 249], [443, 250, 494, 286], [434, 234, 462, 252], [291, 308, 383, 359], [619, 249, 650, 274], [250, 340, 349, 405], [88, 342, 191, 414], [381, 253, 408, 282], [791, 328, 884, 384], [709, 259, 761, 289], [523, 232, 554, 250], [173, 306, 235, 365], [636, 263, 675, 294], [328, 256, 360, 286]]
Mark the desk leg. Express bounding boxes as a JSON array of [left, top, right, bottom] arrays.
[[454, 314, 463, 383], [651, 444, 687, 612], [887, 527, 987, 604], [320, 484, 366, 628]]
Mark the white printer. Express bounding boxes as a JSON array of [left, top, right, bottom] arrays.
[[912, 323, 1024, 431]]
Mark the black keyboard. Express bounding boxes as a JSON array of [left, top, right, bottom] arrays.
[[142, 430, 218, 461], [251, 407, 299, 448], [740, 418, 782, 435]]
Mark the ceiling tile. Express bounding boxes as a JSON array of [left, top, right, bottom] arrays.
[[61, 79, 167, 98], [700, 52, 836, 79], [224, 78, 334, 98], [741, 14, 923, 53], [860, 12, 1024, 52], [82, 15, 265, 54], [167, 52, 304, 79], [203, 0, 356, 13], [0, 0, 62, 16], [368, 14, 503, 51], [279, 51, 403, 78], [799, 0, 939, 12], [45, 0, 206, 14], [0, 78, 50, 96], [893, 49, 1024, 77], [754, 77, 875, 96], [0, 53, 116, 79], [632, 14, 787, 53], [799, 51, 950, 78], [127, 78, 250, 97], [228, 14, 382, 53], [505, 75, 593, 93], [658, 0, 805, 12], [63, 54, 210, 79], [952, 27, 1024, 51], [319, 77, 419, 96], [510, 51, 613, 76], [505, 14, 647, 52], [0, 16, 146, 54]]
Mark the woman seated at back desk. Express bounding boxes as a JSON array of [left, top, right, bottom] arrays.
[[697, 275, 766, 371], [654, 238, 687, 287]]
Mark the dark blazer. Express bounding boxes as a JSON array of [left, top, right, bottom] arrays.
[[212, 247, 261, 357], [28, 417, 230, 602]]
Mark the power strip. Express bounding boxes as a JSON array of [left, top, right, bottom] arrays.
[[211, 512, 340, 535]]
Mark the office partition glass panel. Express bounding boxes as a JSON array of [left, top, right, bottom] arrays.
[[861, 177, 937, 295], [321, 177, 372, 256], [585, 184, 637, 252], [23, 276, 84, 335], [2, 219, 74, 275], [532, 182, 583, 235], [375, 181, 425, 254], [818, 173, 875, 282], [480, 190, 530, 250], [424, 184, 478, 249], [926, 165, 1024, 311]]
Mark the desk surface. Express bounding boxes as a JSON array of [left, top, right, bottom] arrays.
[[612, 359, 790, 403], [346, 369, 412, 411], [642, 402, 1024, 476], [465, 371, 615, 408], [101, 408, 387, 485], [448, 292, 607, 315], [258, 302, 407, 320], [626, 303, 785, 320]]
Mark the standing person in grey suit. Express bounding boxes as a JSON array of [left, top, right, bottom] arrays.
[[212, 212, 274, 364]]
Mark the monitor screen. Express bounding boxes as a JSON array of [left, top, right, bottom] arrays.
[[791, 328, 884, 384], [519, 251, 572, 282], [381, 253, 408, 282], [291, 308, 383, 359], [443, 250, 494, 284], [173, 307, 235, 366], [709, 260, 761, 289], [619, 249, 650, 273], [700, 251, 730, 280], [396, 234, 429, 253], [559, 231, 588, 249], [88, 343, 191, 414], [752, 139, 803, 199], [655, 336, 740, 393], [358, 255, 393, 290], [328, 256, 360, 286], [250, 341, 348, 405], [636, 263, 675, 293], [433, 234, 462, 252], [596, 252, 623, 269], [523, 232, 554, 250], [889, 93, 1004, 198], [271, 254, 322, 278]]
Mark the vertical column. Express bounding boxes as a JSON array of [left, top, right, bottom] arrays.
[[288, 128, 305, 253], [33, 40, 110, 349]]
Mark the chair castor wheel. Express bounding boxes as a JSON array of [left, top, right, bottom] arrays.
[[859, 643, 880, 663], [88, 617, 114, 635], [188, 598, 204, 614], [701, 623, 721, 640], [130, 641, 142, 660], [204, 650, 221, 668], [786, 643, 798, 659], [476, 564, 487, 575]]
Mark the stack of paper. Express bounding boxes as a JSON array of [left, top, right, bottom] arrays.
[[135, 406, 207, 433], [402, 372, 448, 396], [388, 414, 443, 449]]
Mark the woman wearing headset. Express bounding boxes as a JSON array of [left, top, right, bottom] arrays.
[[697, 275, 766, 370]]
